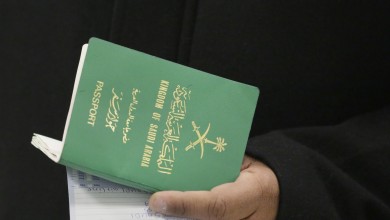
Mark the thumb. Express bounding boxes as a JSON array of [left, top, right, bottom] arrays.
[[149, 190, 229, 219], [149, 171, 264, 219], [149, 156, 279, 220]]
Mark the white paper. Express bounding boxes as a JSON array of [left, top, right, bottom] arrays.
[[31, 45, 88, 163], [66, 167, 187, 220]]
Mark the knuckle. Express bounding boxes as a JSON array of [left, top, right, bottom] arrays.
[[169, 199, 187, 216], [207, 196, 227, 220]]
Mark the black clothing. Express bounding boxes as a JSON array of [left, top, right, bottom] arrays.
[[1, 0, 389, 219], [247, 107, 390, 219]]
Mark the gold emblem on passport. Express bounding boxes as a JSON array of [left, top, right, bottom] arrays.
[[185, 121, 227, 159]]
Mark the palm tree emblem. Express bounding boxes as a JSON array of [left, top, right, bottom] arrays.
[[185, 121, 227, 159]]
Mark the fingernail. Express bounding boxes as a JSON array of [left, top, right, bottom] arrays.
[[151, 197, 167, 213]]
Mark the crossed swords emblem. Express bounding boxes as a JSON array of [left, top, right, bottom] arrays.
[[185, 121, 227, 159]]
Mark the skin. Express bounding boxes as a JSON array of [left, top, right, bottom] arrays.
[[149, 155, 280, 220]]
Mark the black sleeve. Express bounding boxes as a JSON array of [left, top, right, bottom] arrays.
[[246, 106, 390, 219]]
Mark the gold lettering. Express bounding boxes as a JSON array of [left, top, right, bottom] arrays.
[[87, 81, 104, 126], [157, 85, 191, 174], [105, 88, 123, 132], [146, 124, 158, 144], [154, 80, 170, 109], [122, 88, 140, 144], [140, 144, 154, 168], [152, 112, 161, 121]]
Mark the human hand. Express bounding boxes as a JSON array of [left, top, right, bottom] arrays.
[[149, 155, 279, 220]]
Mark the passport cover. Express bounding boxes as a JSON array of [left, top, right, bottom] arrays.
[[32, 37, 259, 192]]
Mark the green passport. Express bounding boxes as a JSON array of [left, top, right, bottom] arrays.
[[32, 38, 259, 192]]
